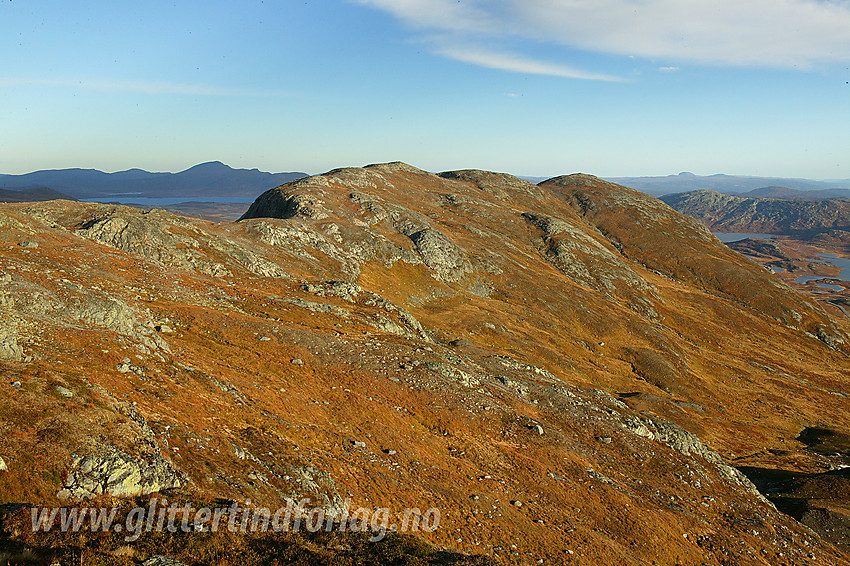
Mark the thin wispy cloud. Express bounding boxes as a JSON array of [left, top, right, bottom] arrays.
[[435, 46, 626, 81], [0, 78, 288, 97], [358, 0, 850, 76]]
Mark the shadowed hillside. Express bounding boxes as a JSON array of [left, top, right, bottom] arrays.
[[0, 187, 75, 203]]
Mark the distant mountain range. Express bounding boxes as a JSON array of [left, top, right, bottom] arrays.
[[739, 186, 850, 200], [0, 161, 307, 199], [4, 164, 850, 204], [607, 172, 850, 197]]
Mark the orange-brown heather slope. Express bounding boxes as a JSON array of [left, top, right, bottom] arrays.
[[0, 162, 849, 565]]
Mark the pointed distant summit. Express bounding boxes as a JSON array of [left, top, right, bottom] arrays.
[[0, 163, 307, 199]]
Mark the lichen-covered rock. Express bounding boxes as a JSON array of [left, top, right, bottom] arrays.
[[66, 206, 286, 279], [279, 297, 351, 318], [301, 280, 363, 303], [58, 444, 185, 502], [240, 189, 331, 221], [621, 415, 765, 501], [425, 361, 480, 387], [523, 212, 658, 316], [142, 556, 189, 566], [75, 212, 230, 276], [408, 228, 471, 282], [0, 324, 23, 361], [439, 169, 545, 201], [75, 296, 168, 352]]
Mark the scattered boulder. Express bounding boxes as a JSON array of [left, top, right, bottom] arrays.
[[117, 362, 144, 376], [142, 556, 188, 566], [291, 358, 304, 365], [17, 241, 38, 248], [0, 456, 7, 472], [55, 385, 74, 398]]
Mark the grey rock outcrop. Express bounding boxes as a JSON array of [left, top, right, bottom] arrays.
[[621, 415, 765, 501], [523, 212, 658, 316], [76, 212, 228, 277], [0, 456, 8, 472], [439, 169, 545, 201], [0, 324, 23, 361], [76, 296, 168, 352], [55, 385, 74, 398], [142, 556, 188, 566], [58, 444, 185, 502], [523, 213, 653, 294], [301, 280, 362, 302], [240, 188, 331, 221], [407, 228, 471, 282], [71, 206, 286, 279]]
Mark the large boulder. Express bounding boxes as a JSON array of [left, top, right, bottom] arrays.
[[58, 444, 184, 502]]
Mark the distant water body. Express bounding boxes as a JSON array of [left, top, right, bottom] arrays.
[[712, 232, 777, 243], [813, 254, 850, 282], [712, 233, 849, 283], [86, 196, 255, 205]]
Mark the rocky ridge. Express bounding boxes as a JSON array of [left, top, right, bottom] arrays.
[[0, 163, 848, 564], [661, 189, 850, 234]]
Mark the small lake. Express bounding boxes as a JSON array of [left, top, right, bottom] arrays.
[[794, 255, 850, 283], [792, 276, 845, 291], [712, 232, 777, 243], [815, 254, 850, 281], [768, 265, 786, 273], [795, 275, 825, 284], [85, 196, 255, 205]]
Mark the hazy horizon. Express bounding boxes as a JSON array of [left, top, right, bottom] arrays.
[[2, 1, 850, 178]]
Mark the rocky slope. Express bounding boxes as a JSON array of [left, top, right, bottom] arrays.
[[661, 189, 850, 234], [1, 163, 849, 565]]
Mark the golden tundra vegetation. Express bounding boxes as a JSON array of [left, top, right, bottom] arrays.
[[0, 162, 849, 565]]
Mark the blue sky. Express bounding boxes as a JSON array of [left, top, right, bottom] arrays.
[[2, 0, 849, 178]]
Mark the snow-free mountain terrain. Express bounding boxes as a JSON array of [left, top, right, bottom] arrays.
[[1, 163, 849, 565]]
